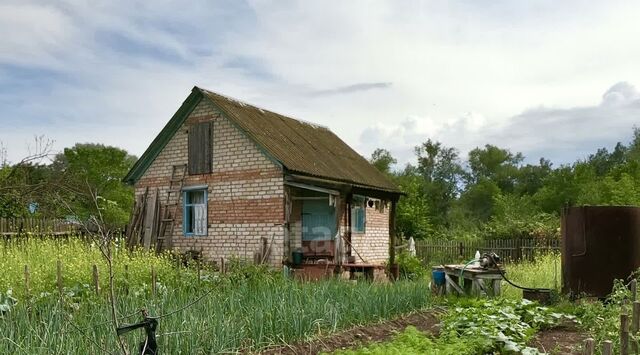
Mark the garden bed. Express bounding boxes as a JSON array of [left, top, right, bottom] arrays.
[[529, 324, 586, 354], [260, 310, 440, 355]]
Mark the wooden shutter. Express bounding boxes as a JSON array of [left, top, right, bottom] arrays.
[[188, 122, 212, 174]]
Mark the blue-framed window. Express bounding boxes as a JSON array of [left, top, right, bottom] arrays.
[[183, 187, 207, 236], [351, 195, 366, 233]]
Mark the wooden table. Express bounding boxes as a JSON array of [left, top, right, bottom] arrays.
[[443, 264, 503, 297]]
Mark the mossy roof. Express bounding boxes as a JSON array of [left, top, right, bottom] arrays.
[[124, 87, 400, 194]]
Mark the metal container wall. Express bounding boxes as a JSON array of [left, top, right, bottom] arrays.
[[562, 206, 640, 298]]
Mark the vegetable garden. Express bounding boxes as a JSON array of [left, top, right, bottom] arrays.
[[1, 237, 638, 354]]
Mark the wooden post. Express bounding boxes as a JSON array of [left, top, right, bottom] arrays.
[[633, 301, 640, 353], [197, 259, 202, 284], [92, 264, 100, 296], [220, 257, 225, 274], [622, 313, 630, 355], [151, 266, 157, 297], [24, 265, 30, 298], [388, 198, 397, 278], [56, 259, 63, 297], [602, 340, 613, 355], [583, 338, 595, 355], [632, 279, 637, 302], [124, 264, 129, 292]]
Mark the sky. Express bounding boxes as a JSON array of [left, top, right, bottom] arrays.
[[2, 0, 640, 170]]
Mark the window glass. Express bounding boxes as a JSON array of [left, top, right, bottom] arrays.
[[302, 199, 336, 241], [351, 195, 366, 233], [184, 189, 207, 236]]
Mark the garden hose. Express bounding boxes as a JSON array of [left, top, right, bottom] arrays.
[[486, 253, 550, 292], [459, 259, 479, 288]]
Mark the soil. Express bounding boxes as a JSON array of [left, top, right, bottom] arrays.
[[529, 323, 587, 354], [258, 312, 586, 355], [258, 310, 441, 355]]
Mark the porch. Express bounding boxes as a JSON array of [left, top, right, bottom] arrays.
[[283, 176, 399, 280]]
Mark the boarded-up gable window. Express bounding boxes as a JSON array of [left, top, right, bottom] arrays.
[[188, 122, 212, 174]]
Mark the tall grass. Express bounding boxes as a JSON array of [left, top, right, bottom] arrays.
[[1, 238, 432, 354], [2, 278, 431, 353], [1, 238, 183, 298], [501, 252, 561, 299]]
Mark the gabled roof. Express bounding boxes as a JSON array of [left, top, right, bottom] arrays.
[[124, 87, 401, 194]]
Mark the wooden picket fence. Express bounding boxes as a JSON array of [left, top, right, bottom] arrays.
[[413, 238, 561, 264], [584, 280, 640, 355], [0, 217, 78, 236]]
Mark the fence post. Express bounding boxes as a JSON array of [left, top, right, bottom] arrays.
[[583, 338, 594, 355], [57, 259, 63, 298], [622, 313, 630, 355], [151, 266, 156, 297], [24, 265, 30, 298], [124, 264, 129, 294], [633, 301, 640, 353], [92, 264, 100, 296], [601, 340, 613, 355], [197, 259, 202, 285], [459, 242, 464, 259], [220, 257, 225, 274]]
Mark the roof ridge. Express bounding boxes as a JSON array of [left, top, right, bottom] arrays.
[[196, 86, 330, 130]]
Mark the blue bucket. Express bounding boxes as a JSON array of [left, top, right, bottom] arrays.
[[432, 270, 445, 286]]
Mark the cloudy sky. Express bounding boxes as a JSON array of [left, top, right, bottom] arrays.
[[2, 0, 640, 169]]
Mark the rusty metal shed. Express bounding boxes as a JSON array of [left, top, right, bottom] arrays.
[[562, 206, 640, 298]]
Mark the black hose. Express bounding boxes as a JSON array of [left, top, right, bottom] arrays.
[[487, 254, 550, 292]]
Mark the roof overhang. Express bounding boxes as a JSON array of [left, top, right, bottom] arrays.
[[284, 173, 403, 201]]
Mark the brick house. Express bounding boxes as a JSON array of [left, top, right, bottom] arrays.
[[124, 87, 402, 275]]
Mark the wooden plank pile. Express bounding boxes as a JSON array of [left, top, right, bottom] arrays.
[[125, 187, 162, 251]]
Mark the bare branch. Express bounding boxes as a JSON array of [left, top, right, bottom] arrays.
[[1, 135, 55, 184]]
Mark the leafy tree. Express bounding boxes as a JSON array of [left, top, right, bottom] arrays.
[[483, 193, 559, 239], [0, 137, 55, 218], [369, 148, 397, 175], [466, 144, 524, 192], [414, 139, 465, 228], [514, 158, 553, 196], [458, 178, 501, 222], [52, 144, 136, 227], [627, 126, 640, 162], [395, 166, 433, 239], [532, 166, 580, 214]]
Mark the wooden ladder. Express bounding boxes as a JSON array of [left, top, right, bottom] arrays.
[[156, 164, 187, 252]]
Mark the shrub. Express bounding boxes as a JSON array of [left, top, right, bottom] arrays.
[[397, 251, 428, 280]]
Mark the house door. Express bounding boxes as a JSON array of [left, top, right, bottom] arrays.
[[302, 199, 336, 241]]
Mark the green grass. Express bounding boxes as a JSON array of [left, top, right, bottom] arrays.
[[0, 238, 181, 299], [1, 238, 432, 354], [501, 253, 561, 299]]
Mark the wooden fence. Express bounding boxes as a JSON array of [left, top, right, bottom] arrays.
[[0, 217, 78, 236], [583, 280, 639, 355], [413, 238, 561, 264]]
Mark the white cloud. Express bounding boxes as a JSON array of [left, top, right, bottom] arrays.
[[358, 82, 640, 169], [2, 0, 640, 170]]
